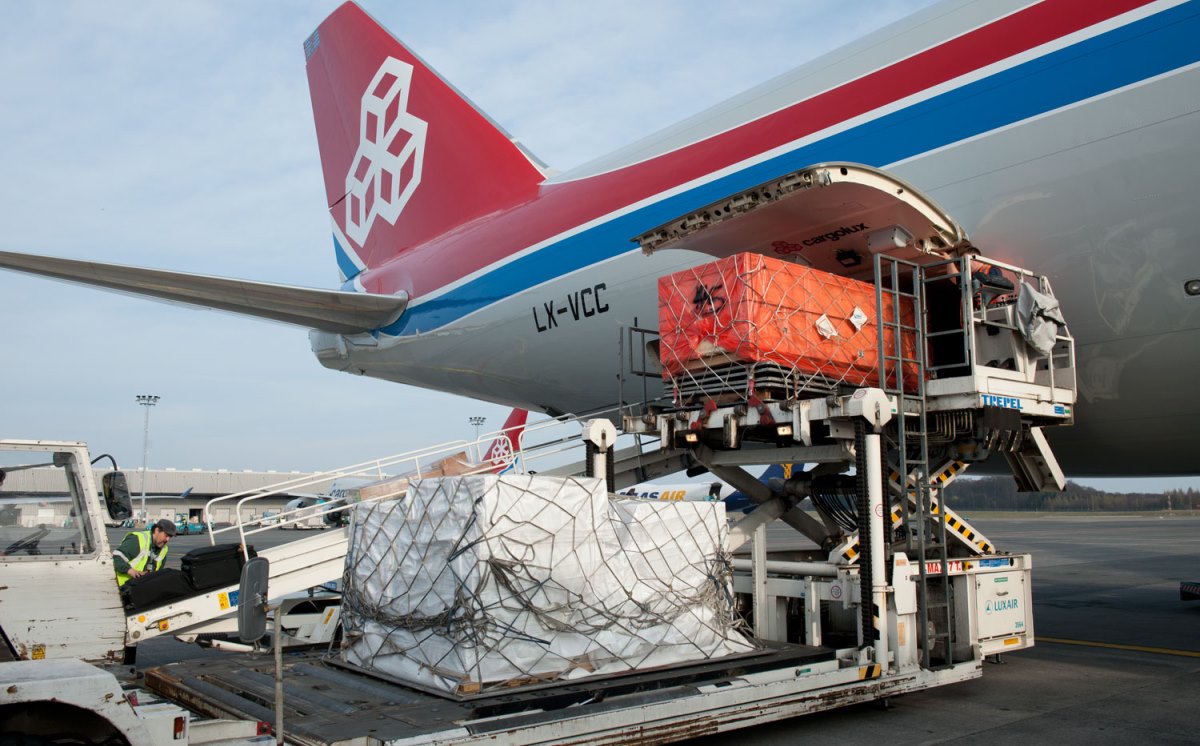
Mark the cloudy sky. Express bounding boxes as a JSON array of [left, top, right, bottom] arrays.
[[1, 2, 1193, 492]]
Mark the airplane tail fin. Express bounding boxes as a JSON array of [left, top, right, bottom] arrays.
[[724, 463, 803, 512], [758, 463, 799, 482], [484, 409, 528, 474], [305, 3, 546, 282]]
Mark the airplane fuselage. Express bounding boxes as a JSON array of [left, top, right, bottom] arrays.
[[316, 0, 1200, 476]]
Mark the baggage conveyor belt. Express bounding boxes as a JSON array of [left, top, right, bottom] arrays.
[[144, 643, 834, 745], [125, 529, 349, 645]]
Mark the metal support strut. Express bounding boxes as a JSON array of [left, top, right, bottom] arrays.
[[582, 419, 617, 493], [856, 420, 888, 674], [865, 427, 888, 674]]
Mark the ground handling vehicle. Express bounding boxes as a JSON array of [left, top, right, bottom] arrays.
[[175, 513, 207, 536]]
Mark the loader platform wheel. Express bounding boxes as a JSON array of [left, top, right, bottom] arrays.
[[0, 703, 129, 746]]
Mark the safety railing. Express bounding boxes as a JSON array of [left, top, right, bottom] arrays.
[[203, 412, 611, 550], [923, 254, 1076, 395]]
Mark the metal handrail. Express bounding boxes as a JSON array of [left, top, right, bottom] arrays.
[[202, 408, 645, 550]]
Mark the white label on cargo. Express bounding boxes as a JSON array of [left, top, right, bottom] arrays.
[[849, 306, 868, 330], [815, 314, 838, 338]]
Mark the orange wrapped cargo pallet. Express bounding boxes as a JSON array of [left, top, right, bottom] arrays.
[[658, 252, 919, 393]]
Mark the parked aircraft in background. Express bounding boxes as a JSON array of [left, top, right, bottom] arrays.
[[280, 497, 329, 530], [316, 478, 377, 529], [1, 0, 1197, 477], [483, 409, 528, 475], [618, 463, 802, 513], [616, 481, 724, 504], [721, 464, 800, 514], [319, 408, 528, 526]]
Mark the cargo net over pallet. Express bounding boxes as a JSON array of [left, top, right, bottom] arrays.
[[658, 252, 917, 407], [340, 474, 754, 697]]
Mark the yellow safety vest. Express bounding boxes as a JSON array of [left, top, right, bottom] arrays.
[[114, 530, 168, 587]]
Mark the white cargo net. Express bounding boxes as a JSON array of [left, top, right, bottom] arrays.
[[657, 252, 917, 405], [340, 474, 753, 696]]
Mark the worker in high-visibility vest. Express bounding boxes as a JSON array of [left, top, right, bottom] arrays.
[[114, 519, 176, 586]]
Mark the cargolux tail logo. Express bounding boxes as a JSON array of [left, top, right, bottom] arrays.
[[345, 57, 427, 247], [487, 435, 517, 474]]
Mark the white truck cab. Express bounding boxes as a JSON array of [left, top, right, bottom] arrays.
[[0, 440, 133, 663]]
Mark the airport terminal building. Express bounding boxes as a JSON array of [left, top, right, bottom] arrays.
[[1, 467, 336, 528]]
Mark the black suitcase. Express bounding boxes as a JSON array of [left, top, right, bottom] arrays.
[[180, 544, 256, 591], [121, 568, 194, 612]]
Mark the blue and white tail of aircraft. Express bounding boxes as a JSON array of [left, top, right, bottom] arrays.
[[721, 464, 804, 514]]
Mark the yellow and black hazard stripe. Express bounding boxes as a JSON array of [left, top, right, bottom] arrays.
[[933, 460, 968, 486], [888, 460, 969, 493], [838, 485, 993, 561], [886, 460, 995, 554], [943, 513, 993, 553], [858, 664, 882, 680], [839, 506, 901, 562]]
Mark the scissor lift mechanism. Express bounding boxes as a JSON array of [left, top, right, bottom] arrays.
[[621, 251, 1074, 676]]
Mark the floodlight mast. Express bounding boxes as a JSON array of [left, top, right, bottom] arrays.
[[470, 415, 487, 460], [136, 394, 160, 523]]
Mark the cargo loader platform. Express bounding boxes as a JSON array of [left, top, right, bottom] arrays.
[[624, 247, 1077, 498], [609, 164, 1077, 713], [145, 643, 844, 745]]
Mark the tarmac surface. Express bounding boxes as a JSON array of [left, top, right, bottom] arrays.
[[120, 514, 1200, 744], [699, 514, 1200, 745]]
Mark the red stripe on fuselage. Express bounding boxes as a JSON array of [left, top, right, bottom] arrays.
[[363, 0, 1155, 301]]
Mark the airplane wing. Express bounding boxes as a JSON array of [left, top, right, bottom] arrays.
[[0, 250, 406, 334]]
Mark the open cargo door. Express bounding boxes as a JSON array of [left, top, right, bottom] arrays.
[[635, 162, 968, 280]]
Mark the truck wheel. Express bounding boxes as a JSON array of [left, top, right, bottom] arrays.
[[0, 702, 126, 746]]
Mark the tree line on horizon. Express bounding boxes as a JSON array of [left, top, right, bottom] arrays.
[[942, 477, 1199, 512]]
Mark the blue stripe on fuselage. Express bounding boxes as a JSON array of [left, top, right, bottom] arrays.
[[373, 1, 1200, 337], [333, 234, 361, 281]]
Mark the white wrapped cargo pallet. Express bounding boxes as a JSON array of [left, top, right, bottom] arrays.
[[340, 474, 753, 695]]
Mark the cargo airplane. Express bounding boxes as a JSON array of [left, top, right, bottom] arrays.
[[1, 0, 1197, 477]]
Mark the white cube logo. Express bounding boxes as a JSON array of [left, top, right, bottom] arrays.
[[345, 57, 428, 246]]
